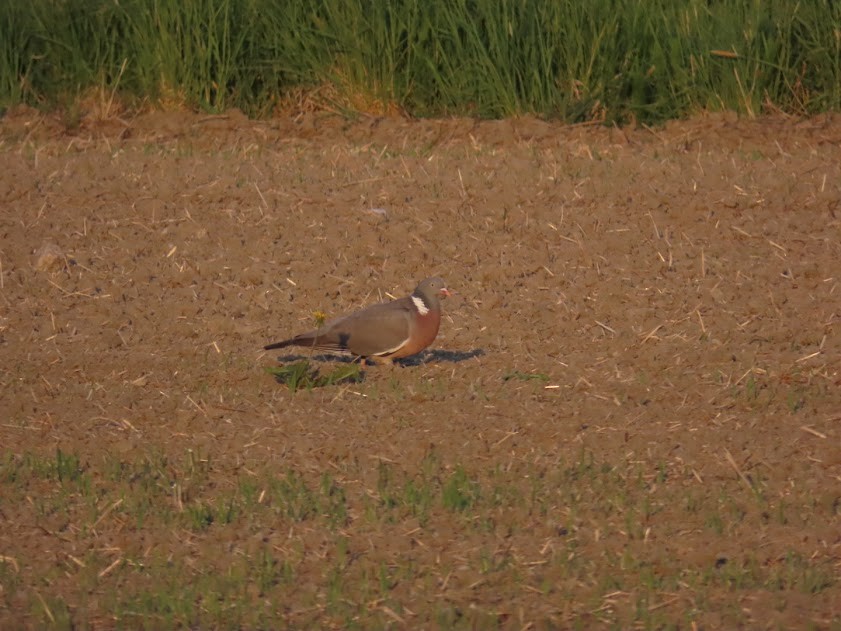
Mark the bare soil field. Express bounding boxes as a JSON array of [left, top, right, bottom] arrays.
[[1, 106, 839, 630]]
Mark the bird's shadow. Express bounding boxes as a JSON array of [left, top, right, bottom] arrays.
[[266, 348, 485, 367], [401, 348, 485, 366]]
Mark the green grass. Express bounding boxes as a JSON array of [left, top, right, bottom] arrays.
[[1, 447, 838, 628], [2, 0, 841, 121], [503, 369, 550, 382], [266, 360, 363, 392]]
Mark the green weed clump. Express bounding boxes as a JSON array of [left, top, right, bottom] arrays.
[[267, 361, 362, 392], [1, 0, 840, 122]]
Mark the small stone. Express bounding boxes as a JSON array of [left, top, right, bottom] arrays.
[[34, 242, 65, 272]]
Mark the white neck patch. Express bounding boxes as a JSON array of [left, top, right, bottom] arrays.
[[411, 295, 430, 315]]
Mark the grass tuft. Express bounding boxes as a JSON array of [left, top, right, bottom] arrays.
[[267, 360, 363, 392], [503, 370, 550, 382]]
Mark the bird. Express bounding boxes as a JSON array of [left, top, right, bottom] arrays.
[[264, 277, 450, 365]]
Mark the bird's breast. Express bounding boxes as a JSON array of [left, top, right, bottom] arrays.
[[389, 308, 440, 358]]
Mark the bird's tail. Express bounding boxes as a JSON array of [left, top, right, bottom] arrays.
[[263, 338, 296, 351]]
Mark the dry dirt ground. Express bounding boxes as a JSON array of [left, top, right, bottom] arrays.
[[1, 107, 840, 630]]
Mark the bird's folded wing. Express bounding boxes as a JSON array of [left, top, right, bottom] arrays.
[[329, 301, 412, 356]]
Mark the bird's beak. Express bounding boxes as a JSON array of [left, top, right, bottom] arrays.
[[440, 288, 452, 298]]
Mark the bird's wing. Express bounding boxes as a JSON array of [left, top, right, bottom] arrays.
[[315, 298, 413, 356]]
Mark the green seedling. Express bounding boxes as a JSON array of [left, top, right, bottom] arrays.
[[502, 370, 550, 382], [266, 360, 362, 392]]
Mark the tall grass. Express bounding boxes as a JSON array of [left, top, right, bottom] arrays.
[[1, 0, 840, 122]]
